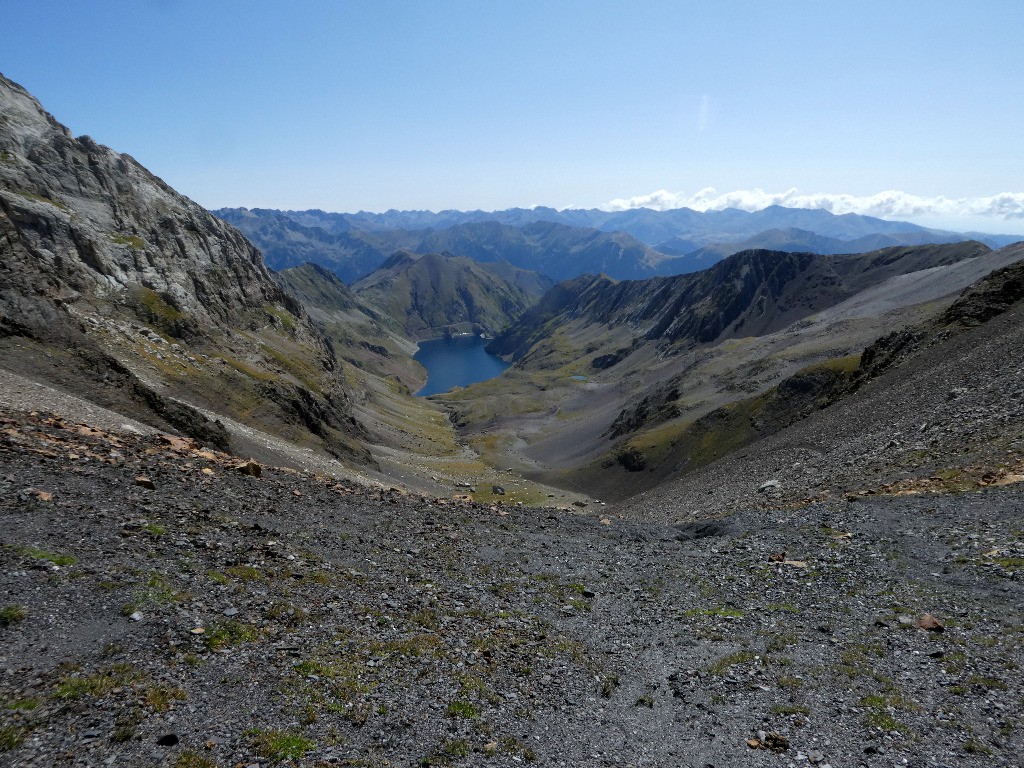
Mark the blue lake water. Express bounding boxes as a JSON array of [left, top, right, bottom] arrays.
[[414, 335, 511, 396]]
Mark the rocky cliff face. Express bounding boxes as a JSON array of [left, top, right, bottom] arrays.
[[0, 73, 368, 463]]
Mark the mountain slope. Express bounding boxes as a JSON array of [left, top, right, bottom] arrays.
[[352, 251, 552, 339], [665, 226, 969, 273], [444, 242, 1019, 500], [0, 73, 370, 465], [622, 243, 1024, 521], [489, 242, 992, 360]]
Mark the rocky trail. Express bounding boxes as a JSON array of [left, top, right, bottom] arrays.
[[2, 408, 1023, 767]]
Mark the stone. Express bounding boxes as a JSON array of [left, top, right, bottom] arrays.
[[134, 476, 155, 490], [492, 485, 506, 495], [129, 611, 144, 622], [233, 460, 262, 477], [763, 732, 789, 752], [916, 613, 944, 632]]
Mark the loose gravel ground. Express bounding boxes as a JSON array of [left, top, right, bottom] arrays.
[[2, 409, 1023, 767]]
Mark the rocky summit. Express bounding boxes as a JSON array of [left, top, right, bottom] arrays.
[[1, 72, 1024, 768]]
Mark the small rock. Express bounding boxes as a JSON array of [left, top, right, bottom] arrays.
[[758, 480, 781, 493], [233, 460, 262, 477], [129, 611, 144, 622], [916, 613, 944, 632], [190, 627, 205, 635], [492, 485, 506, 495], [134, 476, 155, 490], [223, 607, 238, 617], [763, 732, 789, 752]]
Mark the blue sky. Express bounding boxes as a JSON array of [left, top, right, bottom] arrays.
[[3, 1, 1023, 232]]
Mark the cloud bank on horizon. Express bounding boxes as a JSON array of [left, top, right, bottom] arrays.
[[601, 188, 1024, 222]]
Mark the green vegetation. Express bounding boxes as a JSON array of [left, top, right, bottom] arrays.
[[225, 564, 264, 581], [122, 572, 184, 614], [108, 232, 146, 249], [15, 190, 70, 211], [421, 738, 471, 765], [17, 545, 77, 566], [598, 673, 620, 697], [54, 664, 145, 700], [446, 700, 479, 719], [249, 728, 314, 762], [709, 650, 756, 676], [144, 684, 187, 711], [264, 303, 297, 332], [3, 696, 39, 711], [202, 619, 260, 650], [858, 691, 919, 735], [0, 725, 28, 753], [0, 605, 27, 627], [174, 753, 220, 768]]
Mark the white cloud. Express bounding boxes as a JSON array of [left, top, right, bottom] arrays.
[[601, 187, 1024, 221]]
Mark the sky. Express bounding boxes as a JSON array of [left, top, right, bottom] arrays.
[[3, 0, 1023, 233]]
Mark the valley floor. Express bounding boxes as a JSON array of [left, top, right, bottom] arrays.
[[2, 408, 1023, 767]]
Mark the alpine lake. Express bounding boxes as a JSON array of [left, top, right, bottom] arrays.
[[414, 334, 511, 396]]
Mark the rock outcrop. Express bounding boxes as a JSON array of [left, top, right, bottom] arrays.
[[0, 73, 368, 463]]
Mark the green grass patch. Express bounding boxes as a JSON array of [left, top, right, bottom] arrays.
[[144, 684, 187, 711], [249, 728, 314, 763], [54, 664, 145, 700], [0, 725, 28, 753], [203, 619, 260, 650], [17, 546, 77, 566], [225, 564, 264, 581], [446, 700, 479, 719], [174, 753, 219, 768], [3, 696, 40, 711], [264, 304, 297, 332], [108, 233, 146, 249], [0, 605, 27, 627], [709, 650, 756, 676]]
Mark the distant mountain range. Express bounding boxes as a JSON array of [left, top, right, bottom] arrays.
[[216, 207, 679, 283], [216, 205, 1021, 284]]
